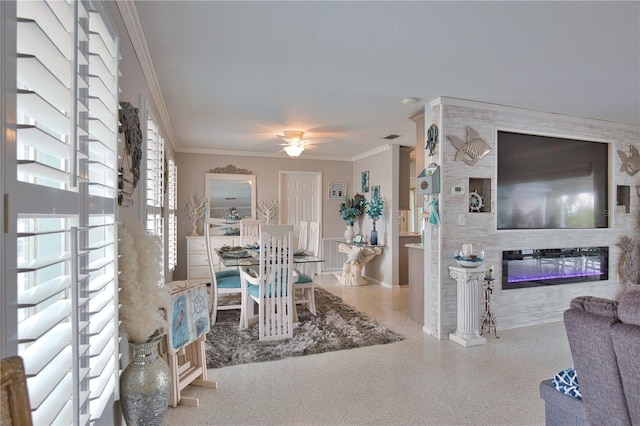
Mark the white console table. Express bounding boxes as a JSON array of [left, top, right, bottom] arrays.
[[448, 265, 487, 347]]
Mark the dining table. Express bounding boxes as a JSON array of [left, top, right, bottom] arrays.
[[214, 246, 324, 326], [215, 246, 324, 269]]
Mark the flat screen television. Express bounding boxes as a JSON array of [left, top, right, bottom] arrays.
[[497, 131, 609, 230]]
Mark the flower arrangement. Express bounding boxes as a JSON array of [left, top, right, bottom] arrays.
[[340, 194, 365, 225], [365, 193, 384, 222], [118, 225, 170, 343], [185, 194, 207, 222]]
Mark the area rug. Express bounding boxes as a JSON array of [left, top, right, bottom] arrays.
[[205, 287, 404, 369]]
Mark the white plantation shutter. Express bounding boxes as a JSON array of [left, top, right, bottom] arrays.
[[168, 158, 177, 270], [11, 1, 120, 424], [144, 107, 164, 240]]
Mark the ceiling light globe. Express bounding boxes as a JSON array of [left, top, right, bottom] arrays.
[[284, 145, 304, 157]]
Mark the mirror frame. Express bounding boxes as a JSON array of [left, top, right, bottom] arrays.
[[204, 173, 257, 224]]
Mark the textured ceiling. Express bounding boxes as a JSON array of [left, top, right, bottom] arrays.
[[133, 1, 640, 159]]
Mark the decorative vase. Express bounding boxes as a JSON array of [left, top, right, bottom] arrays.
[[344, 224, 355, 243], [370, 221, 378, 245], [120, 336, 170, 426]]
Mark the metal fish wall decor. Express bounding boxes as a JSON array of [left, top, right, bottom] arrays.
[[447, 127, 491, 165], [617, 145, 640, 176]]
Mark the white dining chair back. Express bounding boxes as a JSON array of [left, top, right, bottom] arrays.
[[294, 221, 320, 315], [205, 222, 243, 326], [307, 222, 320, 257], [240, 219, 261, 247], [241, 225, 295, 341], [297, 221, 309, 252]]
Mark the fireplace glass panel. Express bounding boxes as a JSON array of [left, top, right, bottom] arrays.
[[502, 247, 608, 289]]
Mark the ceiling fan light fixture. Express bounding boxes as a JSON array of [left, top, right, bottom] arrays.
[[284, 144, 304, 157], [283, 130, 304, 142]]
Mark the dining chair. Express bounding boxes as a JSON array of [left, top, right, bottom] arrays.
[[240, 225, 295, 340], [239, 219, 261, 247], [295, 221, 320, 315], [297, 221, 309, 252], [205, 222, 243, 326], [1, 356, 33, 426]]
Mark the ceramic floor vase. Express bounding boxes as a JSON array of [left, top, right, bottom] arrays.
[[120, 336, 170, 426]]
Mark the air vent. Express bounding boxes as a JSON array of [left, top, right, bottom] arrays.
[[383, 134, 400, 140]]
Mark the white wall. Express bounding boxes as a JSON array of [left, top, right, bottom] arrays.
[[352, 145, 398, 287], [429, 97, 639, 338]]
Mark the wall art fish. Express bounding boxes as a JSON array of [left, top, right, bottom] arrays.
[[617, 145, 640, 176], [447, 127, 491, 165]]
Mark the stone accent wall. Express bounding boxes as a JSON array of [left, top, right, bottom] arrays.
[[427, 97, 639, 338]]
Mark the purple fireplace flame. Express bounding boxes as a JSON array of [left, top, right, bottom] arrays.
[[502, 247, 608, 290]]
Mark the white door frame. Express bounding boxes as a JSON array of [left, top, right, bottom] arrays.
[[279, 170, 323, 271]]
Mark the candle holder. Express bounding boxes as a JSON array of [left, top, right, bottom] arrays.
[[480, 277, 499, 338]]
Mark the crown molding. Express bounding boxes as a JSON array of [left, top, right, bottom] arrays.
[[175, 146, 352, 162], [351, 143, 392, 161], [115, 0, 177, 152]]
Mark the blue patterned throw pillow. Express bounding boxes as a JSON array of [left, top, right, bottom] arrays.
[[552, 367, 582, 399]]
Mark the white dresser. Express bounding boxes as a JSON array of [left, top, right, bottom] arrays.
[[185, 235, 238, 280]]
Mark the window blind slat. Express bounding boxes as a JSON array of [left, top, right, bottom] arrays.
[[18, 275, 71, 307], [18, 299, 72, 343], [89, 321, 115, 357], [27, 346, 73, 409], [17, 90, 69, 138], [21, 323, 72, 376]]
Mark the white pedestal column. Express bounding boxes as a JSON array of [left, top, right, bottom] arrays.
[[448, 265, 487, 347]]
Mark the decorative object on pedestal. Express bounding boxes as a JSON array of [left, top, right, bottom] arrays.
[[185, 194, 207, 236], [370, 222, 378, 246], [257, 198, 278, 224], [618, 235, 639, 286], [344, 224, 355, 243], [120, 335, 171, 426], [453, 243, 484, 268], [339, 194, 365, 242], [365, 191, 384, 246], [118, 225, 171, 425]]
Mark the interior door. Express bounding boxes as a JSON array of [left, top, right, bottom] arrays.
[[279, 171, 322, 246]]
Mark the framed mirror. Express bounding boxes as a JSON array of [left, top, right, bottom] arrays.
[[205, 173, 257, 235]]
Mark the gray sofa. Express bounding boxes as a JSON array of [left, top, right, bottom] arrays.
[[539, 288, 640, 426]]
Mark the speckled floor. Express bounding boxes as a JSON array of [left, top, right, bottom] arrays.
[[164, 275, 572, 425]]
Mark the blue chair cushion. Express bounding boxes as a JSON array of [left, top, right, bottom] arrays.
[[247, 283, 290, 298], [217, 275, 241, 289], [295, 274, 313, 284], [216, 269, 240, 280]]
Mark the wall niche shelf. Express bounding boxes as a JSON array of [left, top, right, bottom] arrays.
[[469, 178, 491, 213], [616, 185, 630, 213]]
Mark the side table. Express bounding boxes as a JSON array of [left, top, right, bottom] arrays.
[[448, 265, 487, 347]]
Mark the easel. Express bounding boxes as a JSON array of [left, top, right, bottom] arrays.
[[161, 280, 217, 407]]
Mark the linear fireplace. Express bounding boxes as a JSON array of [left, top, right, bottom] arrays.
[[502, 247, 609, 289]]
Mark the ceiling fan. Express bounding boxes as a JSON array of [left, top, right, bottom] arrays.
[[277, 130, 332, 157]]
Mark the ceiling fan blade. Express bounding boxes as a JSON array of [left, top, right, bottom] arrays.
[[305, 137, 334, 145]]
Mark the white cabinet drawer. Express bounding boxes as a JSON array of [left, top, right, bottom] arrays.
[[189, 266, 211, 280], [190, 253, 210, 267], [187, 237, 207, 252]]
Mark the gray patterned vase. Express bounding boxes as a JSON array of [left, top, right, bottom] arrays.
[[120, 336, 170, 426]]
